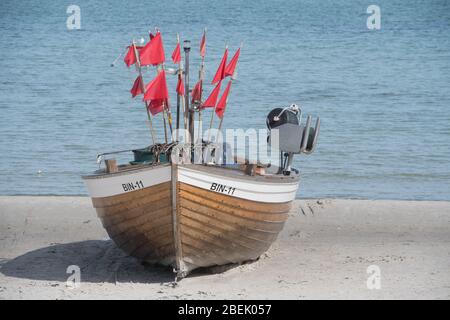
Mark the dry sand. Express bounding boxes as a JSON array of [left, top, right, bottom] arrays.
[[0, 196, 449, 300]]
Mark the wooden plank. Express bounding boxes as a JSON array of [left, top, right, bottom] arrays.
[[119, 226, 174, 259], [180, 233, 238, 266], [176, 180, 292, 271], [104, 213, 172, 239], [142, 242, 177, 265], [110, 222, 174, 257], [180, 213, 272, 253], [131, 239, 175, 261], [181, 242, 231, 267], [92, 181, 171, 208], [105, 159, 118, 173], [95, 189, 171, 217], [99, 201, 171, 230], [179, 188, 290, 222], [179, 197, 286, 231], [179, 205, 279, 243], [179, 183, 292, 214], [171, 163, 185, 275], [90, 178, 175, 267], [181, 229, 260, 265]]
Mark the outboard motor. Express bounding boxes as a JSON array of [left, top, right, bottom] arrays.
[[267, 104, 320, 175]]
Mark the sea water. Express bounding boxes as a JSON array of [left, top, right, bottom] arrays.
[[0, 0, 449, 200]]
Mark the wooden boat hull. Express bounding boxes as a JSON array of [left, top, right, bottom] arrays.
[[175, 165, 298, 274], [84, 164, 176, 266], [83, 163, 299, 276]]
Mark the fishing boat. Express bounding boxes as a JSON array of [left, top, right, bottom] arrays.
[[82, 29, 320, 278]]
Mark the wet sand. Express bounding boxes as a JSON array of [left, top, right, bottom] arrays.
[[0, 196, 449, 299]]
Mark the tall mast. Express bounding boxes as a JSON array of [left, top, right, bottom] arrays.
[[197, 28, 206, 143], [176, 34, 181, 139], [175, 33, 184, 142], [183, 40, 193, 144], [132, 41, 157, 145]]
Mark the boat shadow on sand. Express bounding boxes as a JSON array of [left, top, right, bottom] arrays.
[[0, 240, 177, 284], [0, 240, 243, 284]]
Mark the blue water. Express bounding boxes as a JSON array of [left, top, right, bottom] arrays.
[[0, 0, 449, 200]]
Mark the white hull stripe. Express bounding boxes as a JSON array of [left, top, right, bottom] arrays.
[[83, 166, 171, 198], [178, 166, 299, 203]]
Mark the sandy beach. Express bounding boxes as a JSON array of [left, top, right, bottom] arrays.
[[0, 196, 449, 300]]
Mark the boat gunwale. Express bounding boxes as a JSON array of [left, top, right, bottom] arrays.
[[82, 162, 300, 184], [180, 164, 300, 185], [81, 162, 171, 180]]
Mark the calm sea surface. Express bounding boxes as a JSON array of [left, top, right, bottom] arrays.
[[0, 0, 449, 200]]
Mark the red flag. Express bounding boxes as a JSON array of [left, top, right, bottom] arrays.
[[144, 71, 169, 101], [225, 48, 240, 77], [148, 99, 165, 115], [124, 45, 145, 67], [211, 48, 228, 84], [191, 80, 202, 104], [176, 76, 185, 95], [140, 32, 165, 66], [124, 45, 137, 67], [130, 76, 143, 98], [200, 30, 206, 58], [202, 81, 221, 108], [215, 80, 232, 119], [172, 42, 181, 64]]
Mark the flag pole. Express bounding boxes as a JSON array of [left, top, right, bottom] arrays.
[[132, 41, 157, 145], [176, 86, 181, 136], [217, 116, 224, 132], [207, 44, 227, 143], [152, 61, 169, 144], [214, 42, 241, 137], [153, 28, 171, 144], [162, 73, 173, 137], [217, 80, 232, 133], [175, 33, 181, 141], [182, 87, 187, 143], [179, 38, 188, 138], [162, 100, 169, 144], [111, 46, 128, 67], [206, 91, 217, 143], [163, 91, 173, 139], [197, 28, 206, 143], [183, 40, 192, 145], [164, 98, 173, 133]]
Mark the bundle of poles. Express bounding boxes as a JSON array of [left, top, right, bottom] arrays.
[[118, 28, 241, 150]]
